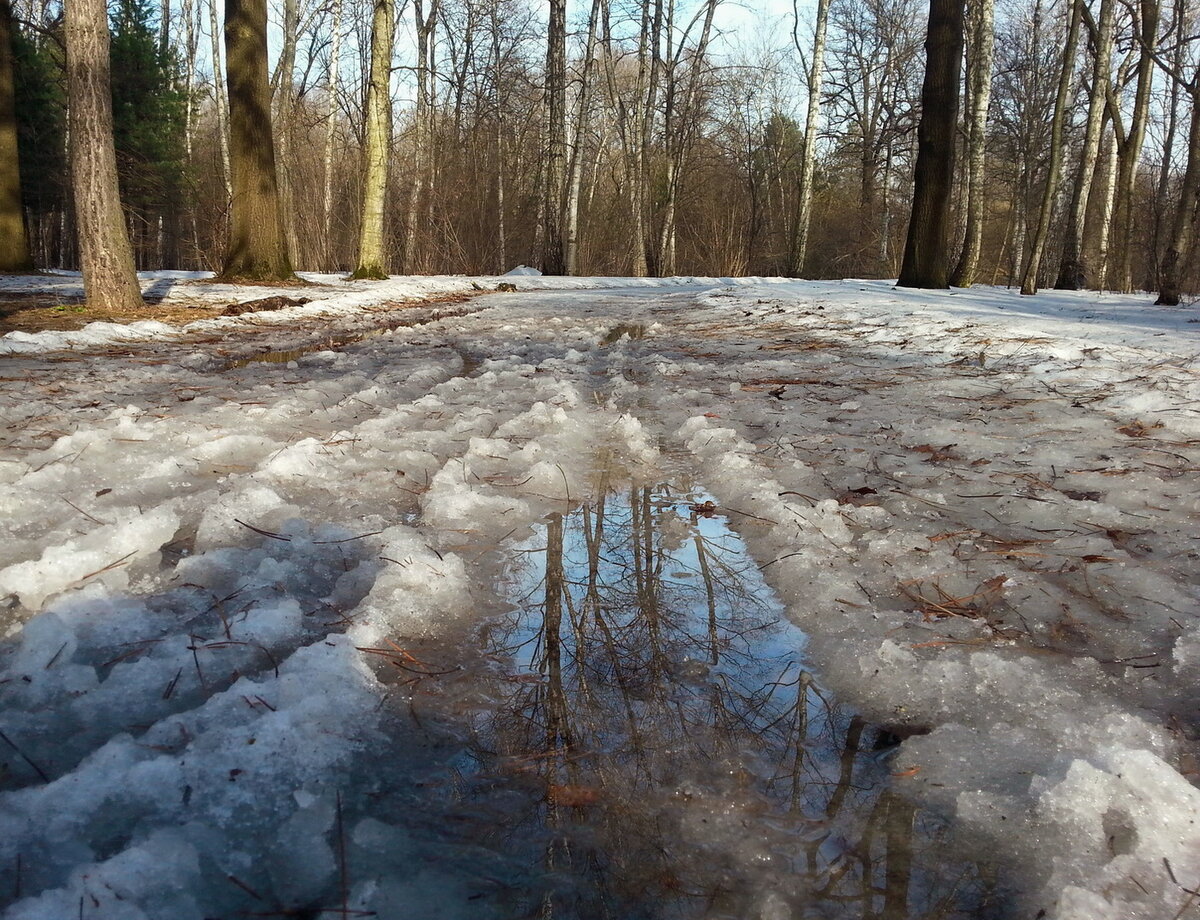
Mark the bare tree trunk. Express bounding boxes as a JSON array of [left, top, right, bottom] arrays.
[[180, 0, 202, 265], [627, 0, 655, 276], [1156, 90, 1200, 305], [788, 0, 830, 278], [208, 0, 231, 205], [0, 0, 32, 271], [949, 0, 995, 287], [275, 0, 300, 267], [656, 0, 717, 278], [322, 0, 343, 270], [1020, 0, 1082, 295], [1055, 0, 1113, 290], [897, 0, 966, 289], [564, 0, 602, 276], [542, 0, 567, 274], [403, 0, 438, 273], [65, 0, 142, 307], [1111, 0, 1159, 292], [1153, 0, 1184, 279], [352, 0, 396, 279], [221, 0, 293, 280], [1091, 130, 1118, 283], [492, 18, 506, 273]]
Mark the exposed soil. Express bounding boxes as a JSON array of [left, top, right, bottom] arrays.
[[0, 292, 228, 335], [0, 289, 480, 336]]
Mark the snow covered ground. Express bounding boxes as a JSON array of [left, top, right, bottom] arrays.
[[0, 272, 1197, 919]]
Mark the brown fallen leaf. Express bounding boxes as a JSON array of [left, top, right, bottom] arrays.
[[548, 784, 602, 806]]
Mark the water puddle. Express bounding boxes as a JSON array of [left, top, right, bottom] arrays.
[[600, 323, 647, 346], [412, 478, 1002, 918]]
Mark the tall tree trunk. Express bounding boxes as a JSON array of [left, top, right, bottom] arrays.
[[1111, 0, 1159, 292], [656, 0, 717, 278], [1055, 0, 1114, 290], [1156, 89, 1200, 306], [352, 0, 395, 279], [1090, 130, 1118, 282], [492, 17, 506, 273], [65, 0, 142, 307], [208, 0, 231, 207], [180, 0, 202, 265], [322, 0, 343, 270], [564, 0, 602, 276], [542, 0, 567, 275], [402, 0, 437, 274], [897, 0, 966, 289], [1153, 0, 1184, 279], [1020, 0, 1082, 295], [0, 0, 32, 271], [787, 0, 830, 278], [221, 0, 293, 280], [948, 0, 995, 287], [275, 0, 300, 267]]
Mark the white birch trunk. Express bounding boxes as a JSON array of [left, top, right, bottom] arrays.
[[789, 0, 829, 277], [1055, 0, 1113, 289]]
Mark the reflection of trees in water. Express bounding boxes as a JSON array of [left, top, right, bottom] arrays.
[[470, 481, 994, 919]]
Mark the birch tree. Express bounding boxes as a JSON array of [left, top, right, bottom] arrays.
[[948, 0, 994, 287], [1021, 0, 1082, 295], [564, 0, 603, 276], [208, 0, 231, 205], [65, 0, 143, 307], [788, 0, 831, 277], [352, 0, 396, 279], [1108, 0, 1159, 291], [322, 0, 344, 269], [1054, 0, 1114, 290]]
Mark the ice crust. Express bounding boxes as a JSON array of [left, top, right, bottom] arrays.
[[0, 273, 1197, 917]]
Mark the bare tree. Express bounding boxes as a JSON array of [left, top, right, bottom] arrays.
[[322, 0, 345, 270], [1108, 0, 1160, 292], [65, 0, 143, 308], [352, 0, 397, 279], [542, 0, 567, 274], [1021, 0, 1082, 295], [402, 0, 439, 273], [564, 0, 603, 276], [897, 0, 966, 288], [221, 0, 293, 280], [0, 0, 32, 271], [949, 0, 995, 286], [1055, 0, 1115, 290], [788, 0, 831, 277]]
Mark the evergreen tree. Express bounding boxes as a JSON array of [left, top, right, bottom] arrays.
[[109, 0, 189, 266], [12, 20, 66, 263]]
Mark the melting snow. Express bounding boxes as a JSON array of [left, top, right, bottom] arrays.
[[0, 273, 1197, 919]]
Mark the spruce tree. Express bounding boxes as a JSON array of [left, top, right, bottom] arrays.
[[110, 0, 188, 267]]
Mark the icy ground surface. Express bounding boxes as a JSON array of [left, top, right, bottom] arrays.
[[0, 273, 1198, 919]]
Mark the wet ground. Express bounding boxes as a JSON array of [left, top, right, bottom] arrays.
[[383, 473, 1004, 919], [4, 279, 1192, 918]]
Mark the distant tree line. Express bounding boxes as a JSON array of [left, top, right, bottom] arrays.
[[1, 0, 1200, 303]]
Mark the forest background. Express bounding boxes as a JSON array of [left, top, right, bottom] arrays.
[[3, 0, 1199, 300]]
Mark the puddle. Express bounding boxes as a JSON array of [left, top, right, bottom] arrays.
[[600, 323, 646, 346], [413, 479, 1004, 918]]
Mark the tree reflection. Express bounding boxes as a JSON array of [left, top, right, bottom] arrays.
[[467, 480, 997, 919]]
